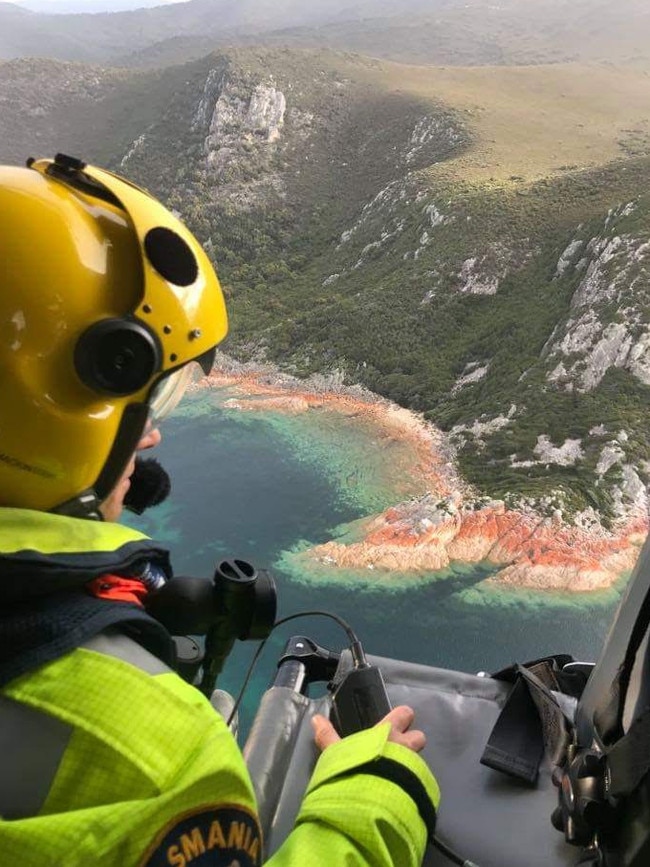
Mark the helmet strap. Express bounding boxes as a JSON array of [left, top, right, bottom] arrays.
[[51, 488, 104, 521]]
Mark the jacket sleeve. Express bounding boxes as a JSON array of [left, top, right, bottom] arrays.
[[265, 722, 441, 867]]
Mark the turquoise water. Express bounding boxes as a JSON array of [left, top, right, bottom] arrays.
[[127, 389, 624, 730]]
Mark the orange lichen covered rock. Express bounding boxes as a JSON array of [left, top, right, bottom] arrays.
[[200, 366, 649, 593], [306, 502, 647, 592]]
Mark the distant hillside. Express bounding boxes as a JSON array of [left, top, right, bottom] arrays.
[[0, 56, 199, 166], [252, 3, 650, 69], [118, 0, 650, 70], [0, 0, 426, 63], [2, 0, 650, 67], [3, 45, 649, 523], [22, 0, 189, 11]]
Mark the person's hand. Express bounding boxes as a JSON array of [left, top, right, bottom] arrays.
[[312, 705, 426, 754]]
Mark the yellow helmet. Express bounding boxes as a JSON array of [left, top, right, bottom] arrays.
[[0, 154, 228, 516]]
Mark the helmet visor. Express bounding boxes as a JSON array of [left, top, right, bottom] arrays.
[[149, 364, 197, 423], [148, 346, 216, 423]]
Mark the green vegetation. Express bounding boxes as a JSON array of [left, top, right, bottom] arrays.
[[3, 0, 650, 72], [3, 39, 650, 522], [120, 51, 650, 518]]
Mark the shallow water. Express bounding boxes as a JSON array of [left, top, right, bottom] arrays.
[[127, 388, 623, 731]]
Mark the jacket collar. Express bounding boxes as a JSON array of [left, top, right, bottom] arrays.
[[0, 508, 172, 604], [0, 509, 176, 685]]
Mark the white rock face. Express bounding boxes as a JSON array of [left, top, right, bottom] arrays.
[[612, 466, 649, 517], [573, 507, 603, 531], [451, 410, 514, 449], [581, 323, 633, 391], [120, 133, 147, 168], [458, 257, 500, 295], [596, 444, 625, 477], [548, 362, 569, 384], [192, 70, 287, 167], [337, 180, 407, 248], [455, 242, 532, 296], [188, 71, 291, 208], [572, 236, 629, 309], [205, 82, 286, 162], [627, 331, 650, 385], [555, 239, 584, 278], [421, 286, 440, 305], [353, 221, 406, 269], [545, 230, 650, 391], [248, 85, 287, 141], [405, 115, 465, 164], [424, 203, 448, 229], [193, 67, 225, 131], [533, 435, 584, 466], [452, 362, 490, 395], [511, 436, 583, 469], [556, 311, 600, 355]]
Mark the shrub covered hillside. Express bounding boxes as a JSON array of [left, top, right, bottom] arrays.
[[2, 44, 650, 524]]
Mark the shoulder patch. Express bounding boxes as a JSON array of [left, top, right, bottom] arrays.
[[140, 804, 263, 867]]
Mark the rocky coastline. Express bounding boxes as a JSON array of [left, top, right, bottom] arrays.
[[200, 360, 649, 593]]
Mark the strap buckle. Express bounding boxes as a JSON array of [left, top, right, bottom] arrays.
[[551, 742, 616, 849]]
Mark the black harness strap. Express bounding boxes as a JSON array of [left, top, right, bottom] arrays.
[[481, 657, 578, 784], [481, 673, 545, 784], [0, 591, 175, 688]]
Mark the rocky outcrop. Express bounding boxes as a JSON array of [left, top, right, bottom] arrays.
[[545, 213, 650, 391], [193, 69, 287, 156], [404, 115, 467, 165], [511, 435, 584, 469], [201, 362, 649, 594], [304, 497, 647, 592], [189, 68, 288, 206], [205, 80, 286, 165], [451, 361, 490, 395], [455, 241, 534, 295]]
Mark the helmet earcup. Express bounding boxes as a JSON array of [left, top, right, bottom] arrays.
[[75, 319, 161, 396]]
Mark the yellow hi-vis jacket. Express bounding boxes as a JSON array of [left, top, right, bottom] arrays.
[[0, 510, 440, 867]]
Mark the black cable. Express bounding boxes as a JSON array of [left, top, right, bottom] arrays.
[[226, 609, 360, 727], [431, 835, 479, 867]]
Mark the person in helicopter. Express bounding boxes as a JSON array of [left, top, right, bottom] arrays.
[[0, 153, 440, 866]]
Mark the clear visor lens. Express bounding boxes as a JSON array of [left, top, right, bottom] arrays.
[[149, 363, 202, 423]]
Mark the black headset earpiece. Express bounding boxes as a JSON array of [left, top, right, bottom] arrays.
[[74, 318, 161, 396]]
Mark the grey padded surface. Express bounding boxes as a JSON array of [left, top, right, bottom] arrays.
[[245, 655, 580, 866]]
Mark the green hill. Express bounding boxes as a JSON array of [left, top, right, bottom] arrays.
[[3, 0, 650, 69], [2, 44, 650, 523]]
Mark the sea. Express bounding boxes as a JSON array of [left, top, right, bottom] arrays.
[[126, 387, 627, 733]]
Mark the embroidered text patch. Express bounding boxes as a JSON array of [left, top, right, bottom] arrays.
[[141, 804, 262, 867]]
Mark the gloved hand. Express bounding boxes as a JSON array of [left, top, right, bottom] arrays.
[[312, 705, 426, 753]]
